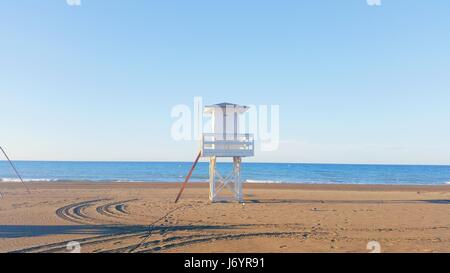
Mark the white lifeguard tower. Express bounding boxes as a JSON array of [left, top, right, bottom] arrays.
[[174, 102, 254, 204], [202, 103, 254, 202]]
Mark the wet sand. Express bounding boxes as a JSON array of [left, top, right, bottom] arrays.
[[0, 182, 449, 253]]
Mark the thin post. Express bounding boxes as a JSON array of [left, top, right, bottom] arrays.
[[0, 146, 30, 194], [174, 151, 202, 203]]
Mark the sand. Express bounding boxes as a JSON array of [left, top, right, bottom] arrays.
[[0, 182, 449, 253]]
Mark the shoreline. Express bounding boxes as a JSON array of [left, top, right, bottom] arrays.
[[1, 181, 449, 192]]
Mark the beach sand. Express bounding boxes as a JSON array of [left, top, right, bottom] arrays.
[[0, 182, 449, 253]]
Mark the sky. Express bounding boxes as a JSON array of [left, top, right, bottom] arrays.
[[1, 0, 450, 165]]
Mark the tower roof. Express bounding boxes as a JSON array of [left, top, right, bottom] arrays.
[[204, 102, 249, 113]]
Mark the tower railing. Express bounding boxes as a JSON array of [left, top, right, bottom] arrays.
[[202, 133, 254, 157]]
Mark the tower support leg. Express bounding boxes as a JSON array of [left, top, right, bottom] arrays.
[[233, 157, 242, 202], [208, 156, 243, 203], [209, 156, 217, 202]]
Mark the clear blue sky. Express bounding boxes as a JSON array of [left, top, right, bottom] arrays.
[[1, 1, 449, 164]]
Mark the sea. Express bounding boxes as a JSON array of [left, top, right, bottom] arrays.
[[1, 161, 450, 185]]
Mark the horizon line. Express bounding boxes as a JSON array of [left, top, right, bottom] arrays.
[[1, 159, 450, 167]]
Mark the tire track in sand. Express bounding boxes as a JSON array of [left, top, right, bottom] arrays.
[[10, 228, 148, 253], [55, 199, 109, 224], [96, 199, 137, 219], [122, 231, 313, 253]]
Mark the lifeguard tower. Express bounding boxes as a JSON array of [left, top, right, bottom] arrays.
[[174, 103, 254, 204], [202, 103, 254, 202]]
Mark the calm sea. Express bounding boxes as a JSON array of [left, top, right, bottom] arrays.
[[1, 161, 450, 185]]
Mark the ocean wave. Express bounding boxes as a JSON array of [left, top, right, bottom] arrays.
[[245, 179, 282, 184], [0, 178, 151, 183], [0, 178, 58, 182], [2, 177, 449, 185], [1, 178, 206, 183], [245, 180, 346, 185]]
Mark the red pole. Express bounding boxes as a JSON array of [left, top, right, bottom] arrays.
[[175, 151, 202, 203]]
